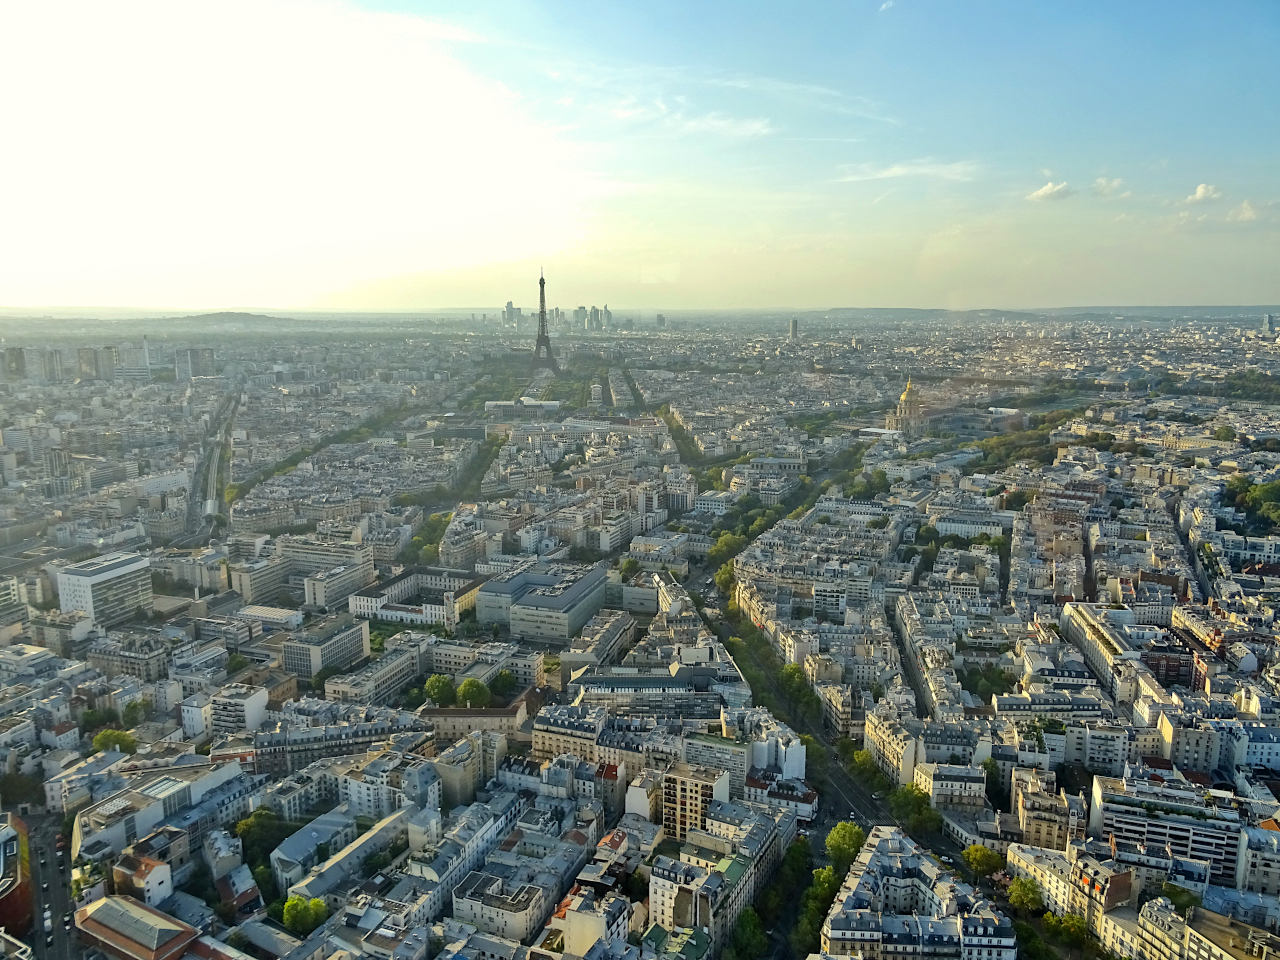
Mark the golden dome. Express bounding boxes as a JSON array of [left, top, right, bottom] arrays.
[[899, 378, 917, 404]]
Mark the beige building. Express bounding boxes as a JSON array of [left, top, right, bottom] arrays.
[[1013, 767, 1085, 850], [531, 704, 607, 762], [661, 762, 730, 841], [913, 762, 986, 811]]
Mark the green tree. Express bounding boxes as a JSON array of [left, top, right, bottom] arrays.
[[235, 808, 297, 870], [489, 670, 517, 701], [887, 784, 942, 836], [456, 678, 492, 708], [80, 707, 121, 733], [850, 749, 882, 782], [825, 821, 867, 876], [724, 907, 768, 960], [1008, 877, 1044, 916], [1214, 425, 1237, 442], [121, 700, 148, 727], [310, 666, 345, 689], [625, 871, 649, 902], [981, 757, 1007, 808], [707, 531, 748, 567], [962, 844, 1004, 882], [251, 864, 278, 903], [618, 557, 641, 579], [424, 674, 456, 707], [227, 653, 250, 673], [790, 865, 842, 956], [714, 561, 736, 594], [799, 733, 828, 785], [307, 898, 328, 931], [1056, 913, 1089, 954], [282, 895, 318, 935], [0, 773, 44, 805], [92, 729, 137, 754]]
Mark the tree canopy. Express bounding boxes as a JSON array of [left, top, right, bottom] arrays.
[[489, 669, 517, 701], [825, 821, 867, 876], [962, 844, 1004, 881], [456, 678, 492, 708], [887, 784, 942, 836], [92, 729, 137, 754], [282, 895, 328, 935], [424, 674, 456, 706], [1008, 877, 1044, 916], [235, 808, 297, 872], [722, 907, 768, 960]]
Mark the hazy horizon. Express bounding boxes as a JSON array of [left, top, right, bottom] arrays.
[[3, 302, 1279, 322]]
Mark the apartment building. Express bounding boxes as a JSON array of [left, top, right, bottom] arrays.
[[476, 560, 607, 640], [821, 826, 1016, 960], [58, 551, 152, 626], [913, 762, 987, 811], [209, 684, 269, 735], [324, 647, 418, 706], [348, 565, 486, 630], [87, 632, 171, 682], [661, 762, 730, 842], [281, 614, 371, 678], [1088, 774, 1245, 885], [532, 704, 608, 762]]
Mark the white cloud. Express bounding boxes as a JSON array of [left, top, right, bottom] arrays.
[[1227, 200, 1258, 222], [1026, 181, 1073, 201], [880, 1, 895, 10], [1186, 183, 1222, 203], [609, 97, 771, 136], [1093, 177, 1129, 198], [837, 159, 977, 183], [675, 112, 773, 137]]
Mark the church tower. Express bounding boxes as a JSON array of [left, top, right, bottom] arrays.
[[885, 378, 923, 437]]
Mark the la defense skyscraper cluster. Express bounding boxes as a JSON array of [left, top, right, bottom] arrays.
[[532, 270, 559, 373]]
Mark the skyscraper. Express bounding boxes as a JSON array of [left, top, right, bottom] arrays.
[[532, 270, 558, 372], [789, 317, 799, 341]]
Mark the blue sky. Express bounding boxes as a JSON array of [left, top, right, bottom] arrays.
[[2, 0, 1276, 310]]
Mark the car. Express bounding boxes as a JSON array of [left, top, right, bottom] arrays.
[[46, 935, 53, 947], [871, 792, 882, 800], [940, 855, 954, 864], [41, 881, 48, 892]]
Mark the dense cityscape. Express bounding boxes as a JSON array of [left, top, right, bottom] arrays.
[[2, 291, 1280, 960]]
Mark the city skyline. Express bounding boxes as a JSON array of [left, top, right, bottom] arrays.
[[2, 0, 1277, 311]]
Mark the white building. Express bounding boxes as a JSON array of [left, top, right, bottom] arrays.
[[57, 552, 152, 626]]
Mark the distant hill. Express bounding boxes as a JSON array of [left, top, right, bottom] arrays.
[[160, 311, 297, 324]]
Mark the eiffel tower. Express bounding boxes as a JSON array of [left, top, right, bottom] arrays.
[[532, 269, 558, 372]]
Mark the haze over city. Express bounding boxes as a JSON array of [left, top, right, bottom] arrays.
[[3, 0, 1278, 312]]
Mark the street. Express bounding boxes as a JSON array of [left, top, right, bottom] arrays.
[[687, 556, 970, 872], [26, 816, 80, 960]]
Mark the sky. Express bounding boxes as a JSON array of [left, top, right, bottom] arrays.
[[2, 0, 1277, 312]]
